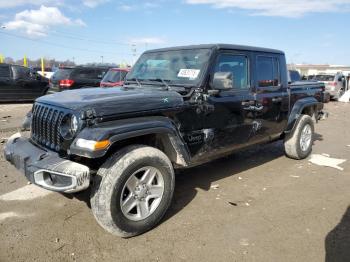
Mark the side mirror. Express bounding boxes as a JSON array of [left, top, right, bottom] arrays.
[[213, 72, 233, 90], [30, 71, 39, 79]]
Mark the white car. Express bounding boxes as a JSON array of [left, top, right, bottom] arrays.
[[309, 73, 347, 100]]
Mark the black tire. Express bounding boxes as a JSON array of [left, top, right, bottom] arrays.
[[284, 115, 314, 160], [90, 145, 175, 238]]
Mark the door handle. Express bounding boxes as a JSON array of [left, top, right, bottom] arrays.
[[272, 97, 282, 103], [242, 101, 264, 112], [242, 100, 264, 112], [241, 100, 255, 106], [243, 105, 264, 112]]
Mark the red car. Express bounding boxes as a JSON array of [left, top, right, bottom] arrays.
[[100, 68, 130, 87]]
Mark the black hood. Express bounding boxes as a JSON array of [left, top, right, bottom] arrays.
[[37, 87, 185, 117]]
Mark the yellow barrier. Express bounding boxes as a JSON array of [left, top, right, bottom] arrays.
[[23, 55, 27, 67], [41, 57, 44, 75]]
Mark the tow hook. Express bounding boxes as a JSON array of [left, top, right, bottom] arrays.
[[318, 110, 329, 120]]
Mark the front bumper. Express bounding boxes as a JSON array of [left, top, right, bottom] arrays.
[[4, 133, 90, 193]]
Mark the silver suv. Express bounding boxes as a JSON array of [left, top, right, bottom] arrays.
[[309, 73, 347, 100]]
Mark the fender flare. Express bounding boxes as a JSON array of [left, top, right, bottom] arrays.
[[285, 97, 321, 133], [69, 116, 191, 167]]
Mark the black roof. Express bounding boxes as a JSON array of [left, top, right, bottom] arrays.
[[145, 44, 284, 55], [73, 65, 112, 70], [0, 63, 25, 68]]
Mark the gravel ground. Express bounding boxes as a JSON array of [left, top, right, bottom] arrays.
[[0, 102, 349, 262]]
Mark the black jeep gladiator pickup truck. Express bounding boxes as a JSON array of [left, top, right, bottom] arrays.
[[4, 44, 326, 237]]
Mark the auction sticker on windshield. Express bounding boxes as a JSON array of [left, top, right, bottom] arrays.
[[178, 69, 200, 79]]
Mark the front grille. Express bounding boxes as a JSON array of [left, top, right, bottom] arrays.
[[31, 103, 65, 152]]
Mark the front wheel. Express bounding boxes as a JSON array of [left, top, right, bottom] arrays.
[[90, 145, 175, 238], [284, 115, 314, 160]]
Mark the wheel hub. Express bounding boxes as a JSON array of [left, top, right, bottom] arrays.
[[134, 184, 149, 200], [300, 124, 312, 152]]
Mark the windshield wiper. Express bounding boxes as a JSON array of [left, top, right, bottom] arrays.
[[125, 77, 142, 87], [146, 78, 172, 90]]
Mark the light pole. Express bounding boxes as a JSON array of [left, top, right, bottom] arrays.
[[100, 55, 104, 64], [131, 44, 137, 65]]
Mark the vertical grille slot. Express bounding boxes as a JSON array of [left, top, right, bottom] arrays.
[[31, 103, 66, 152]]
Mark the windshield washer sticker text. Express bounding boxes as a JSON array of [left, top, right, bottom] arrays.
[[178, 69, 200, 79]]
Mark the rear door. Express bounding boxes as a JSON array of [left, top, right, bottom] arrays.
[[252, 53, 289, 141], [12, 66, 42, 100], [0, 65, 13, 101], [27, 70, 48, 99]]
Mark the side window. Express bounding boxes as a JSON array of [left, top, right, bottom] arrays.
[[96, 69, 107, 79], [0, 66, 10, 78], [214, 54, 248, 89], [257, 56, 280, 87], [12, 66, 30, 79], [74, 69, 96, 79], [22, 67, 31, 78]]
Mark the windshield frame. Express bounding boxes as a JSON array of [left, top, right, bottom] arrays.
[[125, 48, 214, 88]]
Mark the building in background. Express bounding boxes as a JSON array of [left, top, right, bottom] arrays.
[[288, 64, 350, 77]]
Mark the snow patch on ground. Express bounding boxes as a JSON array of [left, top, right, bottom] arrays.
[[0, 184, 52, 201], [0, 211, 33, 222], [0, 212, 21, 222], [309, 154, 346, 171]]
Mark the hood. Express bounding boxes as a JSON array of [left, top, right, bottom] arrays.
[[37, 87, 185, 117]]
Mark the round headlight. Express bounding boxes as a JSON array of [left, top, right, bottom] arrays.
[[60, 114, 79, 140], [70, 115, 78, 134]]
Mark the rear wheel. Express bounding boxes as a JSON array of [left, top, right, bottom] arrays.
[[90, 145, 175, 238], [284, 115, 314, 160]]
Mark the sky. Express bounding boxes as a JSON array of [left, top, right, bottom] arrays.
[[0, 0, 349, 65]]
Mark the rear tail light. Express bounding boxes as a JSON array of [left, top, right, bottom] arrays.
[[59, 79, 74, 88], [331, 82, 337, 86]]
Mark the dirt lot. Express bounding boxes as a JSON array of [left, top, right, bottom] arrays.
[[0, 102, 349, 262]]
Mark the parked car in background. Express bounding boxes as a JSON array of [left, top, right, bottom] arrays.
[[308, 73, 346, 100], [48, 66, 110, 93], [289, 70, 330, 103], [0, 63, 49, 102], [100, 68, 130, 87]]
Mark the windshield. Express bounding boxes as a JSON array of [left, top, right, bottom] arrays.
[[311, 75, 335, 81], [102, 70, 127, 83], [126, 48, 212, 86]]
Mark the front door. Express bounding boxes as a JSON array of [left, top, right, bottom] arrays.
[[200, 52, 256, 159]]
